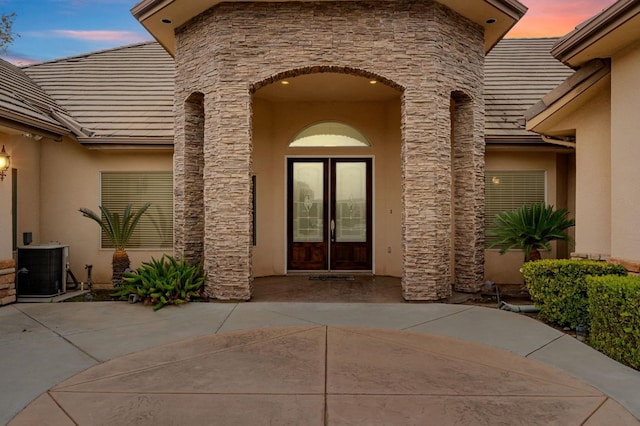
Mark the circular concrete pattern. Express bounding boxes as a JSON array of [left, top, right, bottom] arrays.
[[11, 326, 639, 425]]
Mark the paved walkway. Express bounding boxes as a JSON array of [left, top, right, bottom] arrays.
[[2, 302, 640, 425]]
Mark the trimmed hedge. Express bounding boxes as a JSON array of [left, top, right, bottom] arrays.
[[587, 275, 640, 370], [521, 259, 627, 329]]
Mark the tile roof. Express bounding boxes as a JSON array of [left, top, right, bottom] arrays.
[[484, 38, 574, 143], [22, 42, 174, 144], [0, 58, 70, 138], [11, 38, 572, 146]]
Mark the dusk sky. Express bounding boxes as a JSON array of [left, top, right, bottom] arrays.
[[1, 0, 618, 65]]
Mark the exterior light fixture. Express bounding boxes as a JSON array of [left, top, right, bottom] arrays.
[[0, 145, 10, 181], [161, 18, 172, 24], [486, 18, 497, 24], [492, 176, 500, 185], [369, 80, 377, 84], [281, 80, 290, 85], [23, 132, 43, 141]]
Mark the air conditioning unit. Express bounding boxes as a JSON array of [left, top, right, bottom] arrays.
[[17, 244, 68, 297]]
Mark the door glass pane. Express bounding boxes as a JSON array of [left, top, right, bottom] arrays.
[[335, 162, 366, 242], [293, 162, 324, 242]]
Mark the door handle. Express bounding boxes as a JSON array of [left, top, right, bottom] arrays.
[[330, 219, 335, 242]]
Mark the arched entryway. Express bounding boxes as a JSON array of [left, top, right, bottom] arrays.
[[250, 70, 403, 280]]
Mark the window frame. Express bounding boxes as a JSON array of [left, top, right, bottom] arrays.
[[99, 171, 174, 250], [289, 121, 371, 148], [484, 170, 547, 248]]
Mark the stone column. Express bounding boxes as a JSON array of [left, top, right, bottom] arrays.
[[203, 85, 253, 300], [178, 93, 205, 264], [401, 89, 452, 300], [451, 91, 484, 292]]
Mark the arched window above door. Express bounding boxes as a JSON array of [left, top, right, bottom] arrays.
[[289, 121, 371, 147]]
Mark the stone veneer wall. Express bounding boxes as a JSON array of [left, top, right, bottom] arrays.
[[174, 0, 485, 300], [451, 91, 485, 292], [0, 259, 16, 306], [175, 93, 206, 264]]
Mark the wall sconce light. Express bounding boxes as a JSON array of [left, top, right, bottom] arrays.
[[0, 145, 10, 181], [24, 133, 43, 141], [492, 176, 500, 185]]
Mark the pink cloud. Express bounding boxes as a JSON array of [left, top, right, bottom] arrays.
[[51, 30, 150, 43], [1, 55, 40, 66], [508, 0, 617, 37]]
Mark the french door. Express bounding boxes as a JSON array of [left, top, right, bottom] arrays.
[[287, 158, 372, 271]]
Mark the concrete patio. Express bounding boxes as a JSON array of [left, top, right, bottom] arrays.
[[2, 301, 639, 424]]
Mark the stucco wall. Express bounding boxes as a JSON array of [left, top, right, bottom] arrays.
[[0, 138, 12, 259], [0, 134, 173, 285], [529, 78, 611, 259], [251, 98, 402, 277], [35, 138, 172, 284], [174, 0, 485, 300], [572, 86, 612, 258], [484, 149, 571, 284], [0, 133, 41, 260], [610, 41, 640, 264]]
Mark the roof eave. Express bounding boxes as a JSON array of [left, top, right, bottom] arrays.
[[77, 136, 174, 150], [551, 0, 640, 67], [0, 111, 69, 141], [525, 59, 611, 135], [485, 138, 574, 153], [132, 0, 526, 57]]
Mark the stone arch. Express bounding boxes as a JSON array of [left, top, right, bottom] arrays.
[[176, 91, 205, 264], [450, 89, 483, 293], [250, 66, 405, 94]]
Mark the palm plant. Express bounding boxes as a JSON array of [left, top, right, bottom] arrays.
[[112, 255, 206, 311], [488, 203, 575, 262], [79, 204, 150, 285]]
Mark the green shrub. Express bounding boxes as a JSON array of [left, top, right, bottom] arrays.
[[521, 259, 627, 328], [112, 255, 206, 311], [587, 275, 640, 369], [488, 203, 574, 262]]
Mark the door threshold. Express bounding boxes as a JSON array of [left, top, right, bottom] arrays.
[[286, 271, 374, 275], [309, 274, 355, 281]]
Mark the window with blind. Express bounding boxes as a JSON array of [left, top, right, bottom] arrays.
[[101, 172, 173, 249], [485, 170, 546, 247]]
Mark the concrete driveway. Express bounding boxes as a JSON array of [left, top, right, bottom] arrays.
[[2, 302, 639, 424]]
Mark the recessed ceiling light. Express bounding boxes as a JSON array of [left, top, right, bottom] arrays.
[[486, 18, 497, 24], [161, 18, 172, 24], [281, 80, 290, 85], [369, 80, 377, 85]]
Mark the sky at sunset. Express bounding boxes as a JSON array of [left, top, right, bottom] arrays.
[[0, 0, 618, 65]]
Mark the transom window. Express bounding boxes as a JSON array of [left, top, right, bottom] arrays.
[[289, 122, 371, 147], [101, 172, 173, 249], [485, 170, 546, 247]]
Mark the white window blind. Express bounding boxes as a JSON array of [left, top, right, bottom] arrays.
[[101, 172, 173, 249], [485, 170, 546, 246]]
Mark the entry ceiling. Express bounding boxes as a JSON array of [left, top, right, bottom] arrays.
[[253, 73, 401, 103]]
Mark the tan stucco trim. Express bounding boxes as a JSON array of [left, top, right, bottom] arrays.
[[525, 61, 610, 135], [609, 257, 640, 274], [0, 113, 68, 141], [77, 137, 174, 151], [485, 134, 544, 144], [485, 144, 573, 153], [551, 0, 640, 67], [132, 0, 526, 56]]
